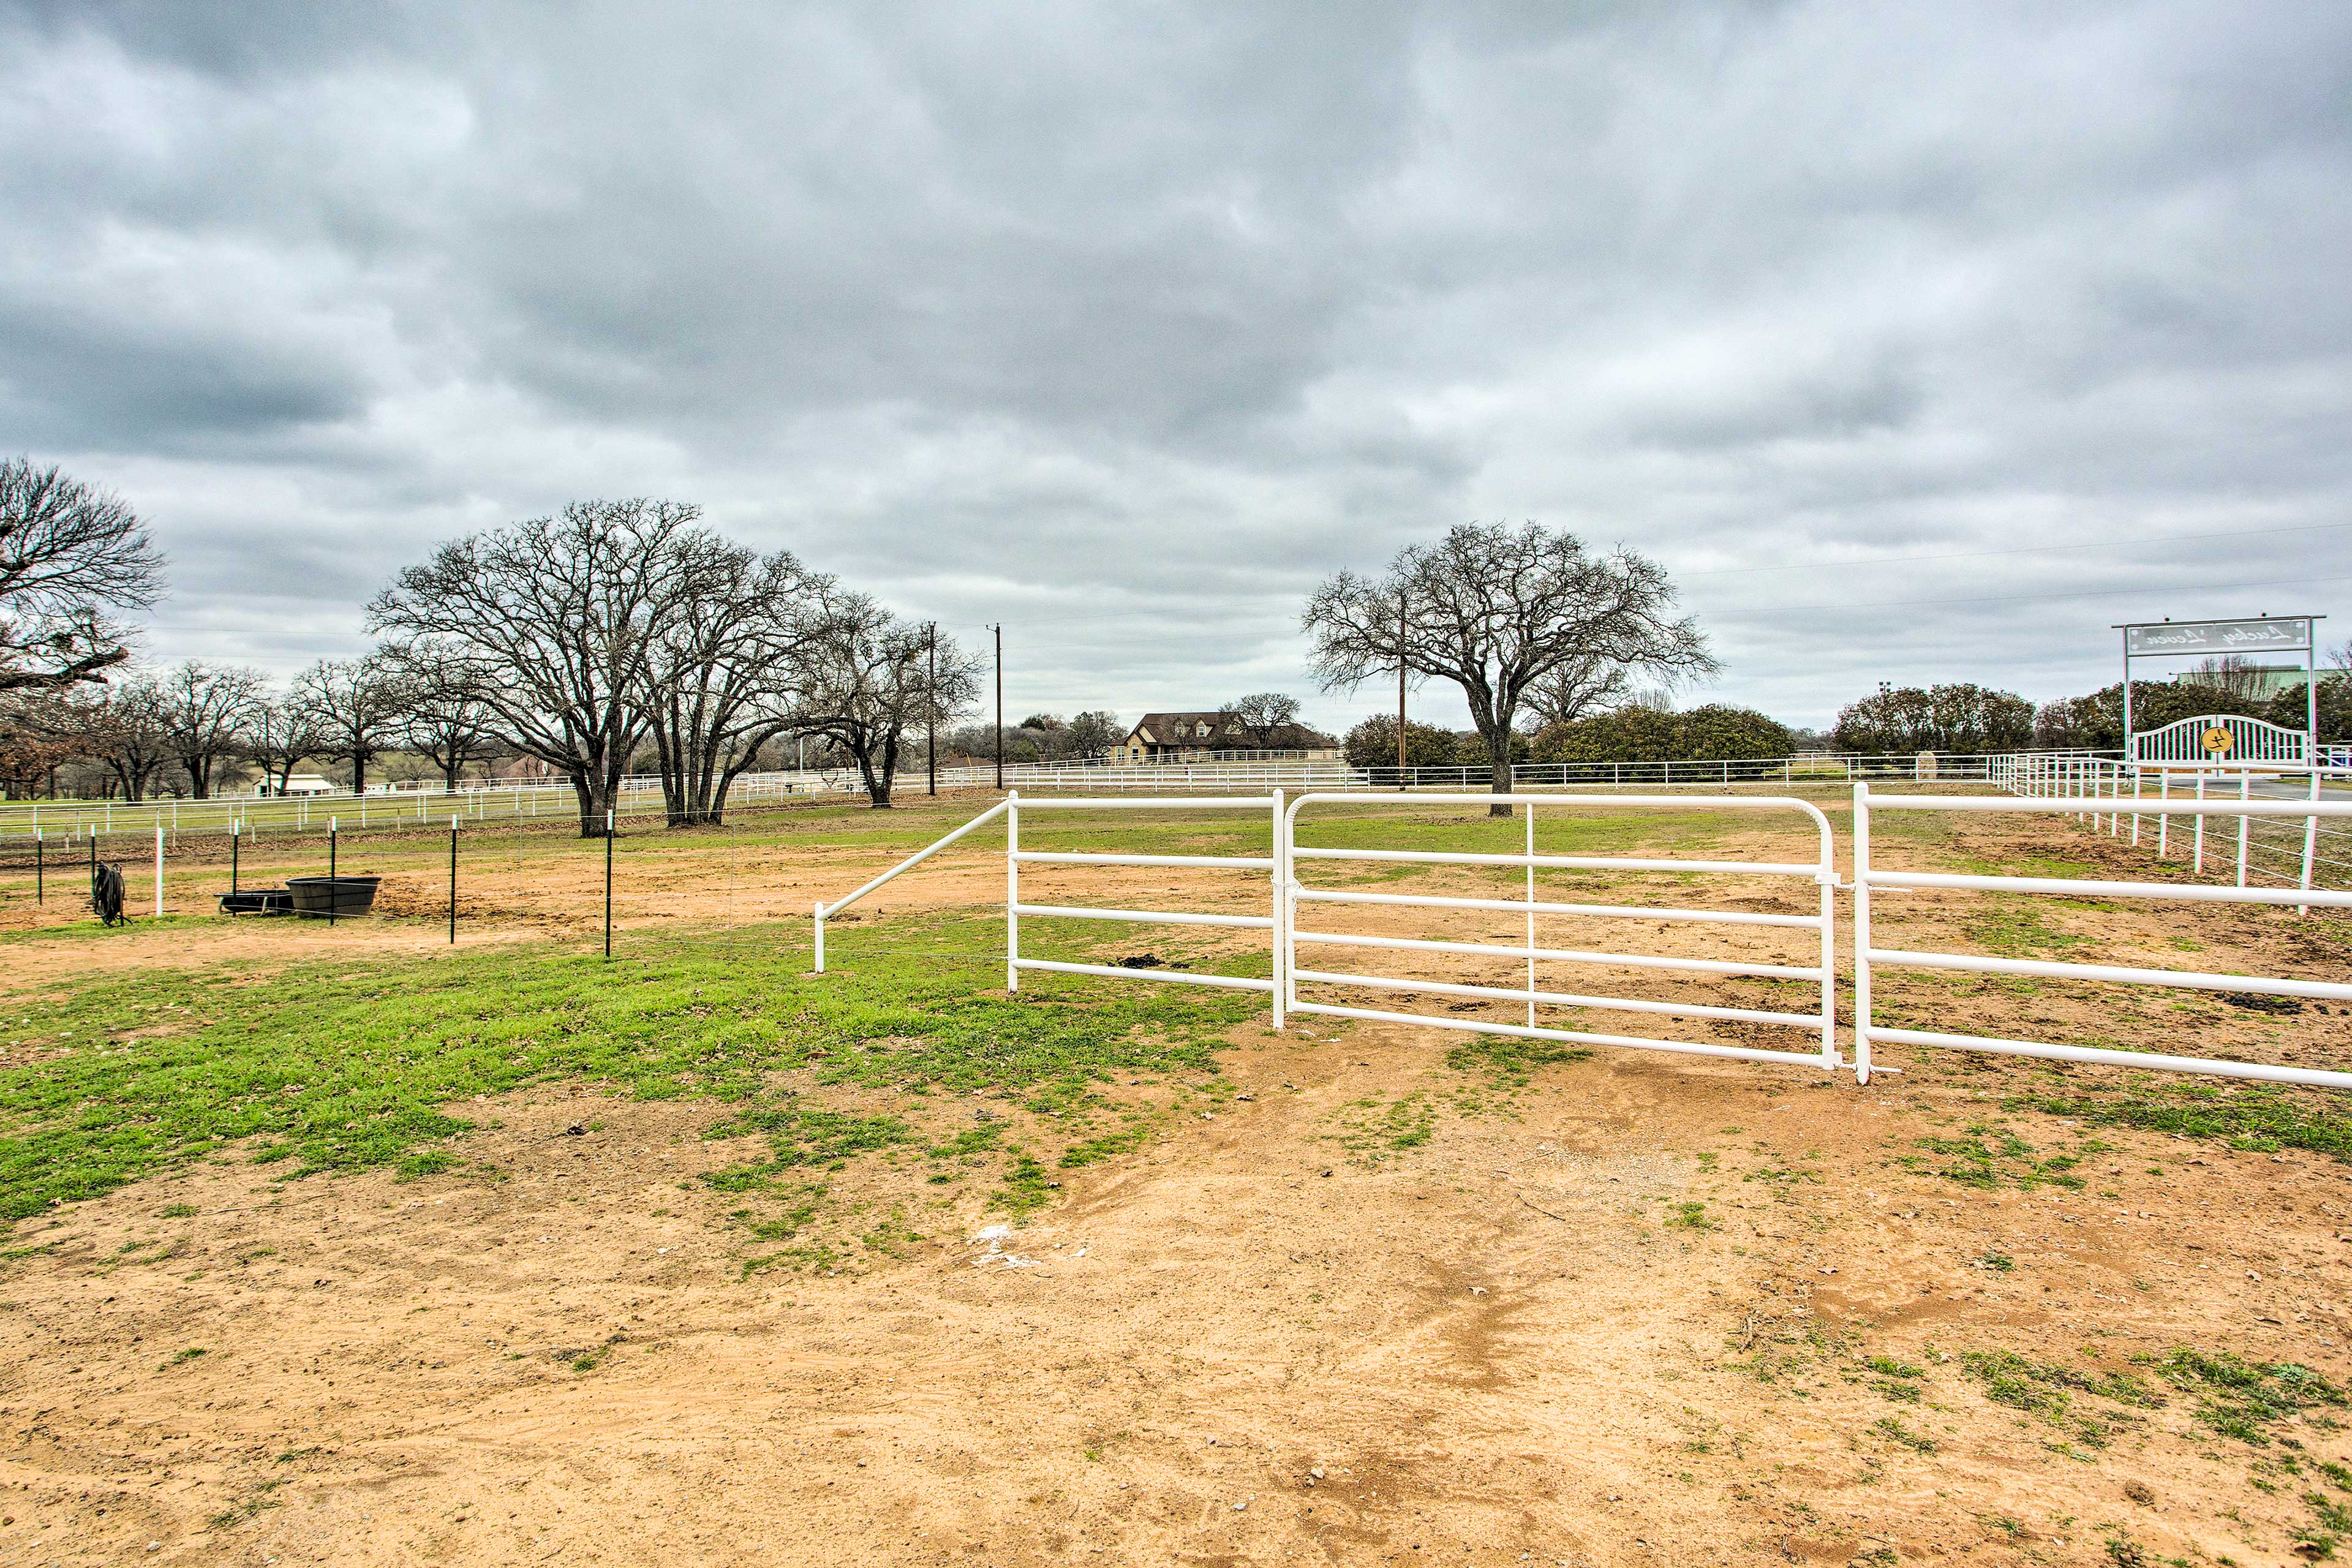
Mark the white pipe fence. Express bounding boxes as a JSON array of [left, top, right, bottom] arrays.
[[1852, 785, 2352, 1089], [812, 790, 1843, 1076], [1004, 793, 1286, 1020], [810, 782, 2352, 1097], [1989, 752, 2347, 897], [0, 749, 2135, 845], [1281, 792, 1842, 1074]]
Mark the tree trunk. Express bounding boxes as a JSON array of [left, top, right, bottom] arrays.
[[1487, 727, 1514, 817], [573, 774, 615, 837], [352, 751, 367, 797], [853, 734, 897, 807]]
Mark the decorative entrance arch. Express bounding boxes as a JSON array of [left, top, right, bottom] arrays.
[[2116, 614, 2321, 769], [2130, 712, 2310, 767]]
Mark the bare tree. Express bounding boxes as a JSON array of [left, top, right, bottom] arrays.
[[245, 691, 326, 796], [0, 689, 84, 797], [77, 674, 176, 801], [641, 541, 828, 827], [1303, 522, 1716, 812], [369, 499, 707, 835], [0, 458, 165, 693], [293, 657, 406, 796], [1524, 652, 1634, 729], [790, 587, 981, 807], [377, 641, 498, 790], [1218, 693, 1303, 749], [159, 660, 265, 799], [2185, 654, 2282, 701]]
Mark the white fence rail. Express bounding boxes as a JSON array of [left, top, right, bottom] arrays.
[[1281, 793, 1842, 1074], [1991, 753, 2343, 894], [2, 749, 2145, 845], [1852, 785, 2352, 1088], [813, 783, 2352, 1098]]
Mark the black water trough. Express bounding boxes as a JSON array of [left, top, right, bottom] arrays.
[[217, 888, 295, 916], [287, 875, 382, 919]]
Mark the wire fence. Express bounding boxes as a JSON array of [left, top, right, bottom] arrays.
[[1994, 755, 2351, 893], [0, 748, 2127, 845]]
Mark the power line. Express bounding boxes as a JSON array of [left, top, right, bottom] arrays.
[[1674, 518, 2350, 579], [1727, 572, 2352, 619]]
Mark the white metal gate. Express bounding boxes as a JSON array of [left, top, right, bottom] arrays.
[[1280, 793, 1843, 1074], [814, 793, 1283, 1021], [2132, 712, 2310, 766], [1006, 792, 1283, 1019], [1852, 783, 2352, 1087]]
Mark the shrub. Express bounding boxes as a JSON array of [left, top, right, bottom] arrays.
[[1343, 714, 1462, 770], [1529, 704, 1789, 764], [1833, 683, 2034, 755]]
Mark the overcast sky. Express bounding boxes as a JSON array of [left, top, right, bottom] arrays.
[[4, 1, 2348, 734]]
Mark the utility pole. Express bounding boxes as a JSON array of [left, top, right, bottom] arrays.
[[927, 622, 938, 797], [1396, 586, 1408, 790], [993, 623, 1005, 793]]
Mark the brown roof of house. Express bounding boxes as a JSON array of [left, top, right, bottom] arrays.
[[1128, 712, 1235, 745], [1126, 713, 1336, 748]]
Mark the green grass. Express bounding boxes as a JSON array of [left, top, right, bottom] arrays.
[[2150, 1348, 2346, 1444], [2010, 1084, 2352, 1161], [0, 913, 1262, 1224], [1898, 1123, 2087, 1189], [1961, 1348, 2165, 1449]]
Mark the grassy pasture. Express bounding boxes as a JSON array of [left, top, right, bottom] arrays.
[[7, 788, 2352, 1562]]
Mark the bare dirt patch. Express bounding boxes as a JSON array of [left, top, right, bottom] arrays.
[[5, 794, 2352, 1564]]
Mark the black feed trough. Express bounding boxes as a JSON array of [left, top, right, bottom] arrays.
[[217, 888, 295, 917], [287, 876, 382, 919]]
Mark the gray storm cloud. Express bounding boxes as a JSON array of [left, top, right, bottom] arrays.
[[1, 0, 2346, 729]]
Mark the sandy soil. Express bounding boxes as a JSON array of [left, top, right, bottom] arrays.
[[4, 799, 2351, 1564]]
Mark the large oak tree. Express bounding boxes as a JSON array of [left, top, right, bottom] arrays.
[[1303, 521, 1715, 811], [369, 499, 715, 835]]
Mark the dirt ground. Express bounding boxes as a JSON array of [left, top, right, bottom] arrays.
[[4, 795, 2352, 1566]]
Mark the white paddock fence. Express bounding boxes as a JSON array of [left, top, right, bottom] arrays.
[[1280, 793, 1841, 1074], [0, 749, 2119, 848], [1991, 753, 2342, 894], [813, 785, 2352, 1097], [814, 793, 1286, 1022], [1851, 785, 2352, 1089], [819, 790, 1842, 1075]]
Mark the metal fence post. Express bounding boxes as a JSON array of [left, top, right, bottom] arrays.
[[154, 822, 163, 918], [604, 809, 614, 957], [1525, 795, 1537, 1027], [2194, 772, 2206, 872], [2302, 771, 2320, 915], [1005, 791, 1020, 992], [449, 816, 459, 944], [1852, 783, 1873, 1085], [2237, 774, 2250, 889], [1271, 789, 1285, 1028]]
